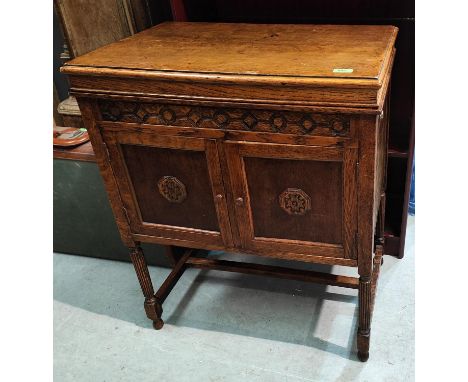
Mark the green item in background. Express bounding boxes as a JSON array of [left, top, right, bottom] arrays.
[[53, 159, 169, 267]]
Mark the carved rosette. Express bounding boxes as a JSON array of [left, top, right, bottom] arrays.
[[99, 100, 350, 137], [157, 176, 187, 203], [279, 188, 311, 215]]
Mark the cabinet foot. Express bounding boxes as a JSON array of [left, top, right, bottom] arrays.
[[152, 318, 164, 330], [145, 297, 164, 330], [357, 329, 370, 362], [129, 246, 165, 329], [357, 350, 369, 362]]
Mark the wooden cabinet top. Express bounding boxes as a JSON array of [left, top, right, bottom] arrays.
[[62, 22, 397, 112]]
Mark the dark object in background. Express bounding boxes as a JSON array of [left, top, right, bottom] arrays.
[[53, 159, 169, 267]]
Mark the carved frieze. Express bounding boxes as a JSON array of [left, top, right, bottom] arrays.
[[99, 100, 350, 136]]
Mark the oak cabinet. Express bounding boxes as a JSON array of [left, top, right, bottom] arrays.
[[62, 22, 397, 361]]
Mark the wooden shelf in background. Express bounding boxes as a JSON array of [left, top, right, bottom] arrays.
[[53, 141, 96, 162]]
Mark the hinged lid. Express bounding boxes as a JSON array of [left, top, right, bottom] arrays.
[[62, 22, 397, 112]]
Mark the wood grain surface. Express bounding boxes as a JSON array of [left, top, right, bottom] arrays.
[[65, 22, 397, 80], [62, 22, 397, 111]]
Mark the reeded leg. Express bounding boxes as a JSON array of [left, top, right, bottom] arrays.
[[129, 246, 164, 330], [357, 245, 384, 362], [357, 276, 372, 361]]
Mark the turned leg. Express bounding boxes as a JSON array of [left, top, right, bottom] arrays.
[[357, 245, 384, 362], [129, 246, 164, 330], [357, 275, 372, 362]]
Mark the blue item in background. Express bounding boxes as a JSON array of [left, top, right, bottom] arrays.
[[408, 155, 415, 215]]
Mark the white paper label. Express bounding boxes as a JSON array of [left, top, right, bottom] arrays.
[[333, 68, 354, 73]]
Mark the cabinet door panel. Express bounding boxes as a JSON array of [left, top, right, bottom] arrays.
[[226, 141, 357, 260], [244, 156, 343, 244], [102, 129, 232, 247], [121, 145, 219, 231]]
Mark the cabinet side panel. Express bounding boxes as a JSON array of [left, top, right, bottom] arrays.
[[357, 115, 378, 276], [76, 98, 135, 247], [374, 95, 390, 225]]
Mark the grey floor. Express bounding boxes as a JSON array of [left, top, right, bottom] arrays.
[[54, 216, 414, 382]]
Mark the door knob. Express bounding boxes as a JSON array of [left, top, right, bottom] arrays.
[[235, 197, 244, 206]]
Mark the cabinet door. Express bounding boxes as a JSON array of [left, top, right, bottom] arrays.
[[225, 141, 358, 260], [102, 128, 232, 249]]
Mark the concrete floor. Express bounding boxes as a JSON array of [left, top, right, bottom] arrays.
[[54, 216, 414, 382]]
